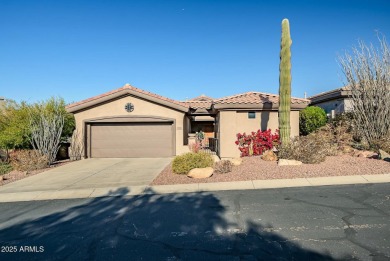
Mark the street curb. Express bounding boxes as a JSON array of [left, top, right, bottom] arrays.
[[0, 173, 389, 203]]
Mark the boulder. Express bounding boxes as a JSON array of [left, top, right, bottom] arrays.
[[212, 155, 221, 163], [229, 158, 243, 166], [187, 167, 214, 179], [379, 149, 390, 162], [278, 159, 303, 166], [262, 150, 277, 161], [353, 150, 376, 158]]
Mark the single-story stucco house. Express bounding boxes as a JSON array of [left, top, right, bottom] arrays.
[[309, 86, 352, 117], [66, 84, 309, 159]]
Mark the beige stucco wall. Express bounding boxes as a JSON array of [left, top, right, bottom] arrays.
[[218, 110, 300, 159], [73, 95, 189, 157]]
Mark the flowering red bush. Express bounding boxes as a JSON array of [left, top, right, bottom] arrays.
[[235, 129, 280, 157]]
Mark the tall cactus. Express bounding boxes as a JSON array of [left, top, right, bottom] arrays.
[[278, 18, 292, 145]]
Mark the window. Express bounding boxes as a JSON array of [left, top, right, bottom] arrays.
[[248, 112, 256, 119]]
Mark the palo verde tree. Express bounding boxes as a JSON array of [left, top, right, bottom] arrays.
[[278, 18, 292, 145], [0, 100, 31, 160], [338, 35, 390, 148]]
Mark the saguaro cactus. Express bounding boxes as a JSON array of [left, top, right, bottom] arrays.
[[278, 18, 292, 145]]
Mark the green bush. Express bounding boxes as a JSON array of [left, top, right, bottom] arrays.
[[0, 162, 12, 175], [299, 106, 327, 135], [0, 98, 75, 154], [172, 152, 214, 174]]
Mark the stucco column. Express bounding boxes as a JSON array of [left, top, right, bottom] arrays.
[[188, 133, 196, 145], [219, 111, 240, 158]]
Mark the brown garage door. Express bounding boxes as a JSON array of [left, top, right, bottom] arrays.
[[91, 122, 174, 158]]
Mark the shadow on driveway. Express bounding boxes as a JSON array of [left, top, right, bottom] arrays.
[[0, 188, 356, 261]]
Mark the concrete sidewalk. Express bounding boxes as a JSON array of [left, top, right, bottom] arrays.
[[0, 173, 389, 202]]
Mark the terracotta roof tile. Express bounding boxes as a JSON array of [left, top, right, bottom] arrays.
[[214, 92, 310, 105], [188, 95, 214, 101], [181, 100, 213, 109], [66, 85, 309, 112]]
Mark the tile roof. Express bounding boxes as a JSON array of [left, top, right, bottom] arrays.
[[66, 84, 189, 110], [180, 94, 214, 109], [308, 86, 351, 99], [181, 100, 213, 109], [188, 95, 214, 101], [66, 85, 309, 112], [214, 92, 310, 105]]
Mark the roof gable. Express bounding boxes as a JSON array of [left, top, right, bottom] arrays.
[[66, 84, 189, 113]]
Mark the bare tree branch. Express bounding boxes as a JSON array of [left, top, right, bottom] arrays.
[[69, 130, 84, 161], [338, 35, 390, 147], [29, 106, 65, 166]]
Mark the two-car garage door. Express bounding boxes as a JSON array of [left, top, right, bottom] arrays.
[[90, 122, 174, 158]]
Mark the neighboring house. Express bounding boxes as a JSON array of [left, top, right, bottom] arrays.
[[66, 84, 309, 159], [309, 87, 352, 116]]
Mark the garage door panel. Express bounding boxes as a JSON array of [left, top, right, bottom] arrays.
[[91, 123, 174, 158]]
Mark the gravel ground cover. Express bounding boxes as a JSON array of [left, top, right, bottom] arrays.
[[0, 160, 69, 186], [151, 155, 390, 185]]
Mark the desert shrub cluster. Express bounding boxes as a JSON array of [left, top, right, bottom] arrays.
[[278, 113, 358, 164], [0, 162, 12, 175], [9, 150, 49, 172], [278, 133, 338, 164]]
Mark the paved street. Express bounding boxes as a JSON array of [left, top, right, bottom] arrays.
[[0, 183, 389, 261]]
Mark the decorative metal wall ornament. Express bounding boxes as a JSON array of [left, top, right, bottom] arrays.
[[125, 103, 134, 112]]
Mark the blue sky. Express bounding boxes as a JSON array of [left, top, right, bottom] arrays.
[[1, 0, 389, 104]]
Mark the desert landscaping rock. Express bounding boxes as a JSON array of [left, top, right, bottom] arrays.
[[230, 158, 243, 166], [278, 159, 303, 166], [187, 167, 214, 179], [151, 155, 390, 186], [351, 150, 377, 158], [379, 149, 390, 161], [262, 150, 277, 161], [212, 155, 221, 163]]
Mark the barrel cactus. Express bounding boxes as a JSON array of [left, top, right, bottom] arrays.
[[278, 18, 292, 145]]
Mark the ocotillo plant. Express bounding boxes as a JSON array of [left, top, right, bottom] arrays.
[[278, 18, 292, 145]]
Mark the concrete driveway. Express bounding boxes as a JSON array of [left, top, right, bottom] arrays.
[[0, 158, 171, 194]]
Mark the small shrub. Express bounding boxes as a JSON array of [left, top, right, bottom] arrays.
[[299, 106, 327, 135], [371, 135, 390, 154], [235, 129, 279, 157], [172, 152, 213, 174], [277, 132, 338, 164], [0, 162, 12, 175], [9, 150, 49, 171], [214, 160, 233, 174]]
